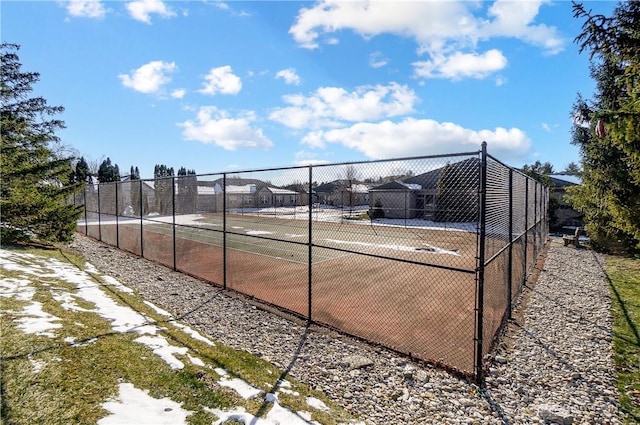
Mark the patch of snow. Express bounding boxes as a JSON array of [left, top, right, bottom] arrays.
[[277, 379, 292, 388], [133, 335, 188, 370], [278, 388, 300, 397], [97, 383, 192, 425], [208, 393, 319, 425], [306, 396, 330, 412], [207, 406, 270, 425], [172, 322, 216, 346], [418, 243, 461, 256], [246, 230, 273, 235], [0, 249, 196, 372], [187, 354, 204, 367], [325, 239, 460, 256], [17, 301, 62, 337], [265, 393, 314, 425], [30, 359, 46, 374], [143, 300, 172, 317], [0, 277, 34, 301], [214, 368, 263, 399], [65, 336, 97, 347], [52, 291, 91, 312], [100, 275, 134, 293]]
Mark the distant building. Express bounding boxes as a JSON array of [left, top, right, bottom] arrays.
[[549, 175, 583, 230], [369, 158, 480, 222], [314, 180, 370, 207]]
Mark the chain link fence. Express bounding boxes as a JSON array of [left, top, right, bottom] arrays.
[[71, 143, 548, 382]]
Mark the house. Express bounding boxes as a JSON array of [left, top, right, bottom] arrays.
[[369, 158, 480, 222], [196, 185, 217, 212], [194, 178, 303, 212], [314, 180, 370, 207], [549, 175, 583, 230]]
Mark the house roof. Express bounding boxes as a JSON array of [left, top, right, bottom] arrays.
[[315, 180, 369, 193], [226, 184, 258, 194], [549, 175, 581, 187], [264, 187, 298, 195], [371, 157, 480, 191], [370, 181, 419, 191], [197, 186, 216, 195]]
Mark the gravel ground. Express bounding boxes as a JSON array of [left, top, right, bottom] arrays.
[[68, 234, 623, 424]]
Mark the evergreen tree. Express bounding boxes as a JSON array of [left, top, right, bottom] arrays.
[[435, 159, 479, 223], [74, 157, 92, 183], [567, 2, 640, 253], [521, 161, 558, 226], [562, 162, 582, 177], [0, 43, 80, 243], [129, 165, 140, 180], [97, 157, 120, 183], [129, 165, 142, 216], [176, 166, 197, 214], [153, 164, 174, 214]]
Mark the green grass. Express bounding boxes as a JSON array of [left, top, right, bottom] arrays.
[[606, 256, 640, 423], [0, 245, 357, 425]]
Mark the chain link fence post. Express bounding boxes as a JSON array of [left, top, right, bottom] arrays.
[[474, 141, 488, 383], [83, 187, 88, 235], [97, 184, 102, 241], [223, 173, 227, 290], [139, 180, 144, 259], [308, 165, 313, 323], [115, 182, 120, 249], [507, 168, 514, 320], [172, 176, 177, 271]]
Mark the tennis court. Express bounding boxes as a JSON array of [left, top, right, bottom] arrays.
[[86, 211, 480, 372], [74, 147, 549, 380]]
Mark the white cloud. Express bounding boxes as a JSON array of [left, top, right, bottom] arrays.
[[289, 0, 563, 80], [482, 0, 565, 54], [64, 0, 106, 18], [290, 1, 473, 50], [269, 82, 417, 129], [541, 122, 559, 132], [179, 106, 273, 150], [413, 49, 507, 80], [276, 68, 301, 86], [301, 118, 530, 161], [199, 66, 242, 95], [495, 75, 507, 86], [118, 61, 177, 94], [211, 1, 229, 10], [171, 89, 186, 99], [126, 0, 175, 24], [369, 51, 389, 69]]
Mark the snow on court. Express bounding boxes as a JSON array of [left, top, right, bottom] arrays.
[[246, 230, 273, 236], [97, 383, 193, 425], [324, 239, 461, 256]]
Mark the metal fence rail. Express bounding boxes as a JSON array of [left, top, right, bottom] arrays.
[[71, 142, 548, 382]]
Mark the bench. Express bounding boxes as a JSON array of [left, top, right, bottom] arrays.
[[563, 227, 582, 247]]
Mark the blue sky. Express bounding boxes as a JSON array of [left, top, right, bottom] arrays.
[[3, 0, 616, 179]]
